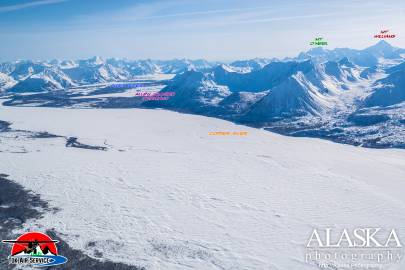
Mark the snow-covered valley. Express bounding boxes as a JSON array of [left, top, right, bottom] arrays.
[[0, 105, 404, 270]]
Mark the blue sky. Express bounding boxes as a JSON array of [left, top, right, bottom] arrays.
[[1, 0, 405, 61]]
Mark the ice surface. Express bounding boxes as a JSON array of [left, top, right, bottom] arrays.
[[0, 105, 404, 270]]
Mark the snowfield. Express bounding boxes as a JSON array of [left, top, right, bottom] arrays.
[[0, 105, 404, 270]]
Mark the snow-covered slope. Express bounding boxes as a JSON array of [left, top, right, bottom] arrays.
[[364, 63, 405, 107], [243, 71, 333, 120], [360, 66, 379, 79], [152, 70, 231, 112], [0, 72, 16, 91], [0, 105, 404, 270], [218, 91, 269, 115], [323, 58, 357, 82]]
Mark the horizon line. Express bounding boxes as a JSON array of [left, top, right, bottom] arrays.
[[0, 40, 398, 63]]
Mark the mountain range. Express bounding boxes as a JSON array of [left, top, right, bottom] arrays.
[[1, 40, 404, 148], [0, 58, 218, 93]]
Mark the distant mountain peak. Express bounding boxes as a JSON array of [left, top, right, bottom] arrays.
[[376, 40, 391, 46], [86, 56, 105, 65], [366, 40, 393, 51]]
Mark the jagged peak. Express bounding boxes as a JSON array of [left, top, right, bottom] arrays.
[[365, 40, 394, 51]]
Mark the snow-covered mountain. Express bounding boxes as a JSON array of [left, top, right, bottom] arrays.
[[0, 41, 402, 94], [364, 62, 405, 107], [1, 41, 404, 148], [297, 40, 405, 67], [156, 59, 214, 73], [213, 60, 316, 92], [229, 58, 274, 72], [9, 67, 76, 93], [8, 60, 50, 80], [63, 63, 127, 84], [0, 58, 218, 92], [242, 72, 333, 121], [148, 70, 231, 113], [155, 58, 359, 120]]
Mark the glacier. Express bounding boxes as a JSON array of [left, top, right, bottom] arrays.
[[0, 105, 404, 270]]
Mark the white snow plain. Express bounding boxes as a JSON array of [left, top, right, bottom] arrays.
[[0, 105, 404, 270]]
